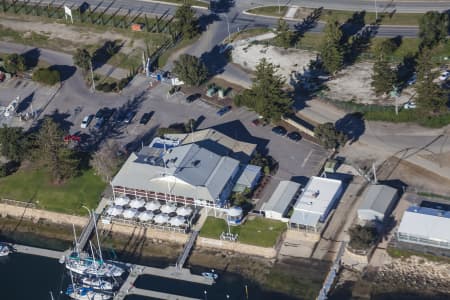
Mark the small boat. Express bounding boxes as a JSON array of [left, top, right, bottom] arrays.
[[65, 285, 112, 300], [202, 272, 219, 281], [0, 243, 10, 257], [81, 276, 114, 291]]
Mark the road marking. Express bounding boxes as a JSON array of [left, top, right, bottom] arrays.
[[301, 150, 314, 168]]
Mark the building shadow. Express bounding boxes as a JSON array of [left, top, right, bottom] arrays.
[[290, 175, 310, 186]]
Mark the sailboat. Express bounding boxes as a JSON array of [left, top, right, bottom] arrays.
[[66, 214, 125, 277], [66, 270, 112, 300], [80, 242, 115, 291]]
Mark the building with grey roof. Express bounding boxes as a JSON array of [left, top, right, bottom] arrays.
[[111, 141, 241, 207], [263, 181, 302, 221], [396, 206, 450, 251], [233, 164, 261, 193], [165, 128, 257, 163], [357, 185, 398, 223]]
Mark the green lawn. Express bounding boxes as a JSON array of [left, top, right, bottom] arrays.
[[247, 6, 288, 18], [387, 247, 450, 263], [155, 0, 208, 7], [320, 9, 422, 26], [0, 168, 106, 215], [200, 216, 286, 247]]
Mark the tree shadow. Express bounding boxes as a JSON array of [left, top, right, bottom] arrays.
[[16, 92, 34, 114], [209, 120, 269, 153], [199, 44, 229, 76], [198, 13, 220, 33], [29, 109, 74, 133], [209, 0, 235, 13], [340, 11, 366, 41], [22, 48, 40, 69], [345, 22, 379, 65], [294, 7, 323, 42], [290, 56, 329, 110], [123, 125, 159, 154], [396, 53, 417, 89], [92, 40, 123, 70], [49, 65, 76, 81], [335, 112, 365, 144]]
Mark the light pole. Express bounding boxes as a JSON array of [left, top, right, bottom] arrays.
[[374, 0, 378, 21], [204, 290, 207, 300], [278, 0, 280, 14], [223, 14, 231, 43], [89, 60, 95, 92]]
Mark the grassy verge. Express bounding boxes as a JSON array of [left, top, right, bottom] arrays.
[[156, 0, 208, 7], [226, 27, 272, 43], [297, 33, 450, 62], [247, 6, 288, 18], [320, 9, 422, 26], [157, 35, 200, 68], [0, 168, 106, 215], [387, 247, 450, 263], [417, 192, 450, 201], [200, 216, 286, 247], [365, 110, 450, 128]]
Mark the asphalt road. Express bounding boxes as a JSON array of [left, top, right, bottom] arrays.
[[244, 0, 450, 13]]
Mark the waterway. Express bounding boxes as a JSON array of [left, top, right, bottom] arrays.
[[0, 229, 300, 300]]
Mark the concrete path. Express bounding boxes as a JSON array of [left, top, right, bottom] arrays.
[[284, 6, 298, 19]]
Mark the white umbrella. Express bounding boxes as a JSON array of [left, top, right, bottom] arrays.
[[176, 206, 193, 217], [227, 206, 243, 217], [123, 208, 138, 219], [129, 198, 145, 209], [138, 211, 154, 222], [145, 201, 161, 211], [106, 205, 123, 217], [161, 204, 177, 214], [169, 216, 186, 227], [154, 213, 169, 224], [114, 196, 130, 206]]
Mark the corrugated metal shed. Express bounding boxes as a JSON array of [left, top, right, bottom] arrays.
[[264, 181, 301, 216]]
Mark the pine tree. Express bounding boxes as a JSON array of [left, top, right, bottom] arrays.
[[418, 11, 449, 49], [174, 4, 198, 39], [234, 58, 292, 121], [371, 59, 396, 96], [34, 117, 78, 183], [274, 18, 294, 48], [415, 48, 447, 114], [173, 54, 208, 86], [320, 19, 344, 75], [73, 48, 92, 72]]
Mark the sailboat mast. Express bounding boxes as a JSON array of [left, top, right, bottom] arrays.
[[72, 224, 79, 255], [92, 211, 104, 262]]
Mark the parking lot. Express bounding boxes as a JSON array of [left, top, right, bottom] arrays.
[[8, 74, 329, 204], [0, 77, 60, 128]]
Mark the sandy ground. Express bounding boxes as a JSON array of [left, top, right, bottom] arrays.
[[232, 39, 415, 105], [231, 43, 317, 83], [326, 61, 414, 105], [0, 15, 145, 54]]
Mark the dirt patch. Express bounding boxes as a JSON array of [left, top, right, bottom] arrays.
[[231, 43, 316, 83], [0, 15, 145, 53], [325, 62, 414, 105], [377, 156, 450, 195]]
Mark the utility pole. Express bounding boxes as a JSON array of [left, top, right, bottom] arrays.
[[278, 0, 281, 14], [89, 60, 95, 92], [372, 163, 378, 184]]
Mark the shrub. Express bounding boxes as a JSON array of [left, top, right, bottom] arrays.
[[97, 82, 117, 93], [118, 77, 131, 90], [349, 225, 378, 250], [32, 68, 61, 85]]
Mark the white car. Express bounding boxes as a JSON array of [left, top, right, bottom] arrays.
[[403, 101, 417, 109], [439, 70, 450, 81], [81, 115, 93, 128], [407, 74, 416, 86]]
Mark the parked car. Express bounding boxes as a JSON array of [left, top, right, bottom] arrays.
[[272, 126, 287, 136], [93, 117, 104, 130], [95, 107, 108, 119], [439, 70, 450, 81], [403, 101, 417, 109], [186, 93, 201, 103], [80, 115, 93, 129], [139, 112, 153, 125], [123, 111, 136, 123], [216, 106, 231, 116], [287, 131, 302, 141]]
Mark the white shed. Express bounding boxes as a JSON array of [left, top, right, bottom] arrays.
[[357, 185, 398, 222], [263, 181, 301, 221]]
